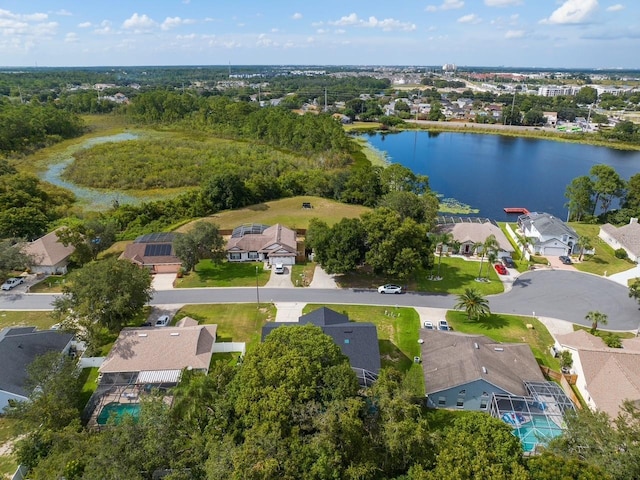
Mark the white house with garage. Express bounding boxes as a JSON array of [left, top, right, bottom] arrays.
[[226, 224, 298, 266], [599, 218, 640, 262], [518, 212, 579, 256]]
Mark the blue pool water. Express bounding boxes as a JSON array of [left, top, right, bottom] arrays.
[[97, 402, 140, 425], [511, 416, 564, 452]]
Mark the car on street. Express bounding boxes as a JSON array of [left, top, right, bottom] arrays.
[[1, 277, 24, 291], [377, 284, 402, 294], [423, 321, 434, 330], [502, 257, 516, 268], [274, 263, 285, 274], [494, 264, 508, 275], [559, 255, 573, 265], [438, 319, 450, 331], [155, 315, 171, 327]]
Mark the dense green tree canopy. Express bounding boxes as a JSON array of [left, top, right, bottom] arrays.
[[174, 221, 225, 272], [565, 175, 595, 221], [52, 257, 152, 350]]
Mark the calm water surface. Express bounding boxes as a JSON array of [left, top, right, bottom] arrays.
[[365, 131, 640, 220]]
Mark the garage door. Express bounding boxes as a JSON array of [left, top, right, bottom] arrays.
[[542, 246, 566, 256]]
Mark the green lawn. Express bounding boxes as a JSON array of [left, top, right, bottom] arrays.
[[303, 304, 424, 396], [336, 257, 504, 296], [177, 196, 370, 232], [175, 261, 270, 288], [569, 222, 637, 276], [175, 303, 276, 354], [0, 455, 18, 478], [446, 310, 559, 370], [28, 273, 71, 293], [573, 324, 636, 339], [0, 311, 57, 331], [291, 262, 316, 287], [78, 367, 99, 410], [0, 416, 20, 478]]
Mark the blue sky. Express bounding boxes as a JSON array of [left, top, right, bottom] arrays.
[[0, 1, 637, 68]]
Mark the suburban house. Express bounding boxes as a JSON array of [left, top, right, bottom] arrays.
[[434, 217, 514, 259], [98, 317, 217, 388], [262, 307, 380, 386], [420, 330, 545, 410], [599, 218, 640, 262], [555, 330, 640, 418], [119, 232, 182, 273], [0, 327, 74, 411], [22, 228, 75, 275], [518, 212, 579, 256], [226, 223, 298, 266]]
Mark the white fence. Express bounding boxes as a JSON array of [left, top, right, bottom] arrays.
[[78, 356, 106, 368], [212, 342, 246, 356]]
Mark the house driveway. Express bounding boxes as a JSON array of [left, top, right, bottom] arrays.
[[274, 302, 304, 322], [546, 256, 577, 271], [152, 273, 176, 291], [265, 265, 293, 288], [608, 264, 640, 286], [309, 266, 339, 288]]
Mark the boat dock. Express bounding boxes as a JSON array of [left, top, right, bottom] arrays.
[[503, 207, 530, 215]]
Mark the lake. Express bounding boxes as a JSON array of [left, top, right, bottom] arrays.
[[364, 131, 640, 220]]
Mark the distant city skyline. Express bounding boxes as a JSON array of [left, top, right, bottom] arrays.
[[0, 1, 638, 69]]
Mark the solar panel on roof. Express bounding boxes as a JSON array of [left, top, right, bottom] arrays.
[[144, 244, 172, 256]]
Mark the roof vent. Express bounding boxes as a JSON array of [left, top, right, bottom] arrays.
[[494, 347, 504, 352], [138, 333, 148, 337], [482, 366, 487, 374], [170, 332, 180, 336], [474, 342, 479, 349]]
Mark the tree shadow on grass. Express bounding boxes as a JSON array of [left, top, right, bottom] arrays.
[[467, 314, 509, 331], [379, 339, 413, 372]]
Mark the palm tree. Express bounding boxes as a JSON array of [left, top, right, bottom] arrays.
[[585, 310, 608, 333], [455, 288, 491, 321], [475, 234, 499, 280], [577, 236, 593, 261], [433, 231, 454, 279]]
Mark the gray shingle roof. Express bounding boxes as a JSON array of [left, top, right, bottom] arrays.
[[420, 330, 544, 396], [0, 327, 73, 398], [262, 307, 380, 374], [600, 222, 640, 258], [519, 212, 578, 239]]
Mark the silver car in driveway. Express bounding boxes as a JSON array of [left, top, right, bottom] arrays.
[[1, 277, 24, 291]]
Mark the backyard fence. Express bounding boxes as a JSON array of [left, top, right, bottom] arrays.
[[212, 342, 246, 356]]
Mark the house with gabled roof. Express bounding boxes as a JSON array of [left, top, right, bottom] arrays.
[[420, 330, 545, 410], [119, 232, 182, 273], [555, 330, 640, 418], [434, 217, 514, 259], [599, 218, 640, 262], [262, 307, 380, 386], [518, 212, 579, 256], [226, 223, 298, 266], [98, 317, 217, 387], [0, 327, 74, 411], [22, 228, 75, 275]]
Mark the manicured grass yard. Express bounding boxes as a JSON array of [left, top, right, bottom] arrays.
[[28, 273, 71, 293], [446, 311, 559, 370], [291, 262, 316, 287], [303, 304, 424, 396], [0, 311, 57, 330], [337, 257, 504, 296], [0, 417, 19, 478], [175, 261, 271, 288], [175, 303, 276, 354], [570, 222, 637, 276]]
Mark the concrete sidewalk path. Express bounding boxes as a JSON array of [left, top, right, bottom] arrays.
[[274, 302, 305, 322]]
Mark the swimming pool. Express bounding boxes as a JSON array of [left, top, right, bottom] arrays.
[[97, 402, 140, 425], [511, 415, 564, 452]]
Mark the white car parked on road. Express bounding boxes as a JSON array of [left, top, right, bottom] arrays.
[[1, 277, 24, 291]]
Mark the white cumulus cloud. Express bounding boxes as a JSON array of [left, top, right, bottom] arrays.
[[78, 21, 91, 28], [542, 0, 599, 24], [426, 0, 464, 12], [505, 29, 525, 38], [485, 0, 522, 6], [64, 32, 79, 43], [122, 13, 157, 32], [292, 12, 303, 20], [606, 4, 624, 11], [329, 13, 416, 31], [457, 13, 481, 24], [161, 16, 195, 31]]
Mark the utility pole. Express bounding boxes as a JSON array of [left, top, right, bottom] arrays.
[[324, 87, 327, 112]]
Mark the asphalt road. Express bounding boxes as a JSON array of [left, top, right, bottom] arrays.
[[2, 270, 638, 331]]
